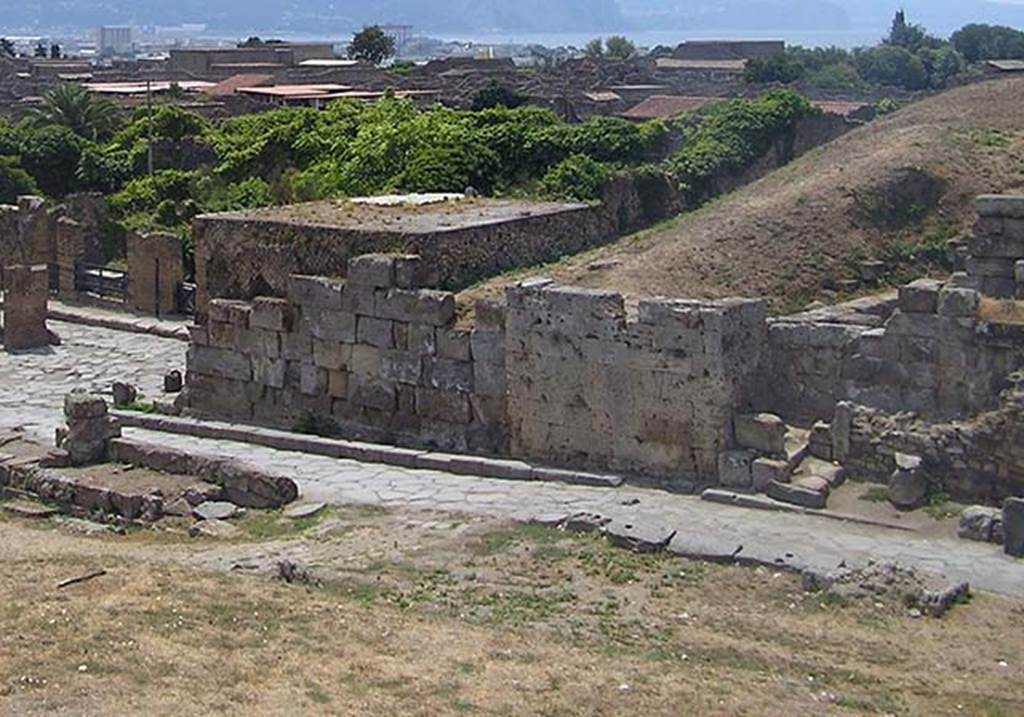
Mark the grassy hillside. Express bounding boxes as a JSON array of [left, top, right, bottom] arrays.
[[461, 77, 1024, 314]]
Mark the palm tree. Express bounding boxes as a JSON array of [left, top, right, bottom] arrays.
[[30, 83, 121, 141]]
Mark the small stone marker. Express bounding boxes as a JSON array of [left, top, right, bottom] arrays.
[[193, 501, 241, 521], [889, 453, 928, 511]]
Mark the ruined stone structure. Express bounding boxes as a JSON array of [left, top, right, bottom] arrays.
[[127, 232, 185, 315], [1, 264, 50, 351], [182, 194, 1024, 505], [192, 197, 599, 319]]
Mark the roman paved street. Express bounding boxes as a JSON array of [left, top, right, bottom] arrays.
[[3, 320, 1024, 595]]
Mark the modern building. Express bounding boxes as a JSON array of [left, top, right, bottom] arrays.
[[98, 26, 133, 57]]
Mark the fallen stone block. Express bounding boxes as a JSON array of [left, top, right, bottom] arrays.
[[531, 467, 624, 488], [889, 453, 928, 511], [751, 458, 789, 491], [808, 421, 833, 461], [193, 501, 242, 521], [958, 506, 1004, 544], [766, 478, 828, 510], [563, 512, 611, 533], [898, 279, 942, 314], [937, 287, 980, 317], [718, 450, 756, 490], [111, 381, 138, 407]]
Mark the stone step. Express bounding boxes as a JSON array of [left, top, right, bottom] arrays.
[[792, 455, 846, 489]]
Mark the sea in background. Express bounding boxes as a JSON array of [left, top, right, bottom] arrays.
[[428, 28, 885, 50]]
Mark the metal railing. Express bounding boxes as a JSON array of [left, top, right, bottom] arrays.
[[74, 262, 127, 302]]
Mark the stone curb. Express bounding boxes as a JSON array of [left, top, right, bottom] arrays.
[[49, 308, 190, 341], [111, 411, 625, 489], [700, 489, 915, 532]]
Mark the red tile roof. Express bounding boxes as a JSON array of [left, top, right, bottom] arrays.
[[620, 95, 715, 120]]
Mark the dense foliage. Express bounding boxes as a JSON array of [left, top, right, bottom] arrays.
[[744, 13, 998, 91], [0, 86, 815, 266], [347, 26, 396, 65]]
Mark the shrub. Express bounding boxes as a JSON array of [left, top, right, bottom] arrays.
[[396, 143, 499, 194], [541, 154, 610, 201], [17, 125, 84, 196], [471, 81, 527, 111], [855, 46, 929, 90], [951, 23, 1024, 63]]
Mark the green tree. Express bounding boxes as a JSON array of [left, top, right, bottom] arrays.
[[855, 46, 929, 90], [885, 10, 936, 52], [0, 38, 15, 58], [34, 42, 46, 58], [30, 83, 121, 141], [541, 154, 610, 201], [604, 36, 636, 60], [0, 156, 39, 203], [17, 125, 84, 196], [49, 43, 61, 59], [744, 54, 806, 84], [347, 26, 396, 65], [917, 46, 967, 88], [584, 38, 604, 58], [951, 23, 1024, 62]]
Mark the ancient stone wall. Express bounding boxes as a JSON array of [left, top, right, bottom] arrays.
[[0, 196, 53, 284], [835, 371, 1024, 504], [127, 232, 185, 315], [192, 203, 603, 318], [504, 282, 766, 486], [186, 254, 507, 454]]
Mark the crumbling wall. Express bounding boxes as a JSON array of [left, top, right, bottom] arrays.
[[186, 254, 507, 454], [127, 232, 185, 315], [837, 372, 1024, 503], [762, 197, 1024, 425], [504, 281, 766, 486]]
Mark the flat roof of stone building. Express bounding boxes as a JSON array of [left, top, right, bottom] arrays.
[[197, 195, 590, 234]]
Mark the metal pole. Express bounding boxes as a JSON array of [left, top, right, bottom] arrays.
[[146, 79, 154, 178]]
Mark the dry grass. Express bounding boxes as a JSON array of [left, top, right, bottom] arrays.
[[0, 508, 1022, 716], [979, 297, 1024, 325], [460, 77, 1024, 315]]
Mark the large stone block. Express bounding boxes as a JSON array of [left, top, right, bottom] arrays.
[[307, 309, 357, 343], [312, 340, 351, 371], [64, 392, 108, 420], [356, 316, 394, 348], [380, 349, 423, 385], [898, 279, 942, 314], [937, 288, 980, 318], [394, 255, 440, 289], [2, 264, 50, 351], [348, 254, 396, 288], [250, 297, 294, 332], [350, 376, 397, 411], [287, 274, 344, 309], [208, 299, 252, 327], [376, 288, 456, 327], [253, 357, 287, 389], [190, 345, 251, 382], [718, 450, 755, 489], [966, 256, 1016, 279], [976, 194, 1024, 220], [437, 329, 472, 361], [1005, 497, 1024, 558], [423, 357, 474, 392]]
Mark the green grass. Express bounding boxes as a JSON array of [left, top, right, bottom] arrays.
[[116, 400, 157, 414], [859, 485, 891, 503]]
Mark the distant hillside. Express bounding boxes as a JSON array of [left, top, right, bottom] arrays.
[[0, 0, 624, 34], [461, 78, 1024, 313]]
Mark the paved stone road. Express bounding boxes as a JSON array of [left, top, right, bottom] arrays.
[[0, 321, 186, 443], [4, 320, 1024, 595]]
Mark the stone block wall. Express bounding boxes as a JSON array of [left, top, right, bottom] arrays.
[[966, 195, 1024, 298], [1, 264, 50, 351], [504, 281, 767, 485], [186, 254, 507, 454], [127, 232, 184, 315], [837, 371, 1024, 504], [0, 196, 53, 286]]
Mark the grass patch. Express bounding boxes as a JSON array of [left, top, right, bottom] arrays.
[[116, 400, 157, 414], [860, 485, 891, 503]]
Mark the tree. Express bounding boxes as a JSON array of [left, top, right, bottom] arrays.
[[49, 43, 61, 59], [17, 125, 84, 196], [0, 156, 39, 203], [918, 46, 967, 88], [951, 23, 1024, 63], [30, 83, 121, 141], [744, 54, 806, 84], [584, 38, 604, 58], [604, 36, 636, 61], [34, 42, 47, 58], [887, 10, 927, 52], [0, 38, 15, 58], [855, 46, 929, 90], [347, 26, 395, 65]]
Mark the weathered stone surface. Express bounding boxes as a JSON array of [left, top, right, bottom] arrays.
[[284, 502, 327, 519], [1005, 497, 1024, 558], [394, 255, 439, 289], [64, 392, 107, 420], [937, 288, 980, 318], [718, 451, 756, 490], [376, 289, 456, 326], [751, 458, 789, 491], [111, 382, 137, 407], [889, 454, 928, 511], [190, 345, 251, 382], [356, 316, 394, 348], [605, 519, 676, 553], [250, 297, 293, 332], [958, 506, 1004, 544], [734, 413, 786, 454], [899, 279, 942, 314], [976, 194, 1024, 220], [163, 370, 184, 393], [193, 501, 241, 521], [767, 478, 828, 509], [307, 310, 357, 343], [287, 274, 345, 309], [348, 254, 395, 288]]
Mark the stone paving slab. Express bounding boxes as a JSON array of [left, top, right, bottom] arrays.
[[124, 426, 1024, 596], [48, 301, 191, 341], [0, 321, 186, 443]]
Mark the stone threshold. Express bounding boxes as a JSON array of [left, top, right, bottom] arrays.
[[49, 302, 190, 341], [111, 411, 625, 489], [701, 488, 915, 532]]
